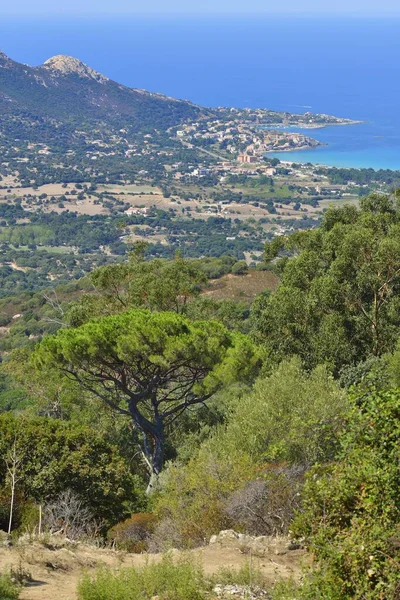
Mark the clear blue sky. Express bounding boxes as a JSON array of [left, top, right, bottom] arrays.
[[1, 0, 400, 16]]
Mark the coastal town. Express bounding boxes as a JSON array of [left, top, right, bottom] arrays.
[[176, 120, 322, 156], [174, 106, 360, 160], [0, 49, 396, 280]]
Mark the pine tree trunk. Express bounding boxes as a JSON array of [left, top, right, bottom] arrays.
[[144, 421, 164, 495]]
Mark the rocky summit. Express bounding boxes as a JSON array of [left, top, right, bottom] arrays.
[[42, 55, 110, 83]]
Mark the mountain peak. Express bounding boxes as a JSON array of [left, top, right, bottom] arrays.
[[42, 55, 109, 83], [0, 50, 12, 65]]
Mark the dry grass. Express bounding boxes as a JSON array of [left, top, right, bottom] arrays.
[[1, 179, 353, 224], [204, 271, 279, 301]]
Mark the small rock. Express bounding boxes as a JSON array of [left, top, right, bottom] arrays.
[[218, 530, 240, 540], [209, 535, 218, 545], [287, 542, 302, 551], [210, 530, 240, 545], [213, 584, 270, 599]]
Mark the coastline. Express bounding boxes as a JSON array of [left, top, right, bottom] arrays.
[[259, 118, 362, 155], [266, 142, 328, 154], [261, 119, 364, 131], [273, 158, 336, 169], [291, 120, 364, 129], [263, 118, 367, 164], [268, 155, 400, 172]]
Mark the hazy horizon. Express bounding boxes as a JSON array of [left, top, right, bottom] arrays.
[[1, 0, 400, 16], [2, 12, 400, 21]]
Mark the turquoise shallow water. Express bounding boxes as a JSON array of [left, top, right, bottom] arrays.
[[1, 16, 400, 170], [268, 123, 400, 170]]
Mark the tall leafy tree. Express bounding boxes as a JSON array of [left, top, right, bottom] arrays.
[[67, 252, 207, 326], [255, 193, 400, 370], [35, 309, 261, 491]]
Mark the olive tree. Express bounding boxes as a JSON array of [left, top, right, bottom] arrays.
[[0, 414, 136, 526]]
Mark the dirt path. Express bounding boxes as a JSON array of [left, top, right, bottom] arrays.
[[0, 539, 305, 600]]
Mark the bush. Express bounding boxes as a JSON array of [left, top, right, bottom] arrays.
[[154, 448, 254, 548], [152, 359, 346, 547], [254, 262, 270, 271], [219, 358, 348, 466], [0, 314, 11, 326], [78, 554, 209, 600], [43, 489, 99, 541], [0, 573, 20, 600], [292, 387, 400, 600], [147, 517, 185, 553], [213, 563, 267, 589], [107, 513, 157, 553], [271, 579, 300, 600], [225, 465, 305, 536], [78, 555, 268, 600], [231, 260, 248, 276], [338, 355, 389, 390], [0, 414, 137, 529], [0, 487, 25, 532], [16, 501, 40, 535]]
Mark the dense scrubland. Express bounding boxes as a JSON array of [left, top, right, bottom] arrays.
[[0, 193, 399, 600]]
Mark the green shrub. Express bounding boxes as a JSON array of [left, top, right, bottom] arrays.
[[154, 448, 254, 547], [17, 502, 40, 535], [0, 314, 11, 326], [0, 487, 25, 532], [78, 556, 270, 600], [78, 554, 209, 600], [0, 574, 20, 600], [107, 513, 157, 553], [270, 579, 299, 600], [292, 387, 400, 600], [231, 261, 248, 276], [220, 357, 348, 466], [0, 413, 137, 529], [153, 358, 347, 546]]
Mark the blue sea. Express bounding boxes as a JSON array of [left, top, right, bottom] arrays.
[[1, 16, 400, 170]]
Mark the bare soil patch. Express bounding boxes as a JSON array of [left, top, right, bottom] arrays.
[[0, 538, 305, 600]]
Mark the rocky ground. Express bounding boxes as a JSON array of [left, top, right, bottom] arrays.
[[0, 531, 306, 600]]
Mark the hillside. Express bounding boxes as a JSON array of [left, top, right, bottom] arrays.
[[1, 196, 399, 600], [0, 51, 204, 133]]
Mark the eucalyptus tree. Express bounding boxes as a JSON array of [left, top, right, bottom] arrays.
[[256, 193, 400, 371]]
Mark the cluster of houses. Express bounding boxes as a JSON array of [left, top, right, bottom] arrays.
[[175, 118, 321, 163], [169, 158, 277, 182]]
